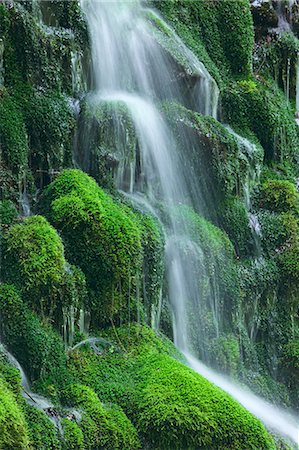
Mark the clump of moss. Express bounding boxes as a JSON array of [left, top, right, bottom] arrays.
[[207, 334, 240, 376], [258, 179, 299, 213], [220, 196, 252, 257], [61, 418, 84, 450], [0, 284, 67, 385], [24, 405, 61, 450], [222, 79, 299, 162], [2, 215, 66, 314], [62, 384, 140, 450], [39, 169, 144, 327], [0, 376, 30, 449], [68, 324, 274, 450], [22, 88, 75, 186], [3, 2, 74, 92], [155, 0, 254, 80], [135, 211, 165, 324], [258, 211, 298, 253], [0, 199, 18, 228]]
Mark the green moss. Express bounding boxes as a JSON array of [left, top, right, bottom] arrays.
[[2, 216, 66, 314], [68, 324, 274, 450], [136, 212, 165, 324], [155, 0, 254, 80], [3, 3, 75, 92], [0, 284, 67, 385], [24, 405, 61, 450], [162, 101, 261, 202], [207, 334, 240, 376], [222, 79, 299, 162], [220, 197, 252, 257], [0, 199, 18, 228], [0, 88, 28, 175], [62, 384, 140, 450], [258, 179, 299, 213], [0, 377, 30, 449], [39, 169, 144, 327], [21, 88, 75, 182], [258, 211, 299, 253], [61, 418, 84, 450]]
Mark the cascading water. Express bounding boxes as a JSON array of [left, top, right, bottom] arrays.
[[80, 0, 299, 443]]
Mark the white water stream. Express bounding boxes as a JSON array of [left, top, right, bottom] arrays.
[[81, 0, 299, 443]]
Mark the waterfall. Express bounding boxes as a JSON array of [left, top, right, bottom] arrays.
[[80, 0, 299, 442]]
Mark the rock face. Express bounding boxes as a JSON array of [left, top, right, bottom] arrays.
[[0, 0, 298, 448]]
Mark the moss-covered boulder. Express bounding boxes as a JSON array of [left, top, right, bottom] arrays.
[[39, 169, 145, 327], [68, 325, 275, 450], [24, 405, 61, 450], [0, 284, 67, 385], [62, 384, 140, 450], [1, 215, 66, 314], [222, 79, 299, 162]]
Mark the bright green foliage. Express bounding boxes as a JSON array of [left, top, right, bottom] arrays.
[[0, 377, 30, 449], [62, 384, 140, 450], [61, 419, 84, 450], [259, 179, 299, 213], [156, 0, 254, 80], [0, 88, 28, 175], [0, 284, 67, 384], [40, 169, 143, 327], [68, 325, 274, 450], [220, 197, 252, 257], [2, 216, 66, 314], [24, 405, 61, 450], [222, 79, 299, 162], [0, 352, 22, 398]]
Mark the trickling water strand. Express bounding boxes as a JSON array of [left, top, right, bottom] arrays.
[[226, 127, 263, 257], [81, 0, 299, 442]]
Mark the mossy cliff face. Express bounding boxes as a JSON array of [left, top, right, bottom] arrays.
[[0, 0, 298, 448]]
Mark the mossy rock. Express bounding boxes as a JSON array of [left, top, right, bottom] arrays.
[[220, 196, 253, 257], [61, 384, 140, 450], [1, 215, 66, 314], [155, 0, 254, 80], [3, 2, 75, 92], [258, 179, 299, 213], [68, 324, 274, 450], [61, 418, 84, 450], [39, 169, 144, 327], [0, 376, 30, 449], [222, 79, 299, 163], [0, 88, 28, 175], [0, 284, 67, 385], [24, 405, 61, 450]]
